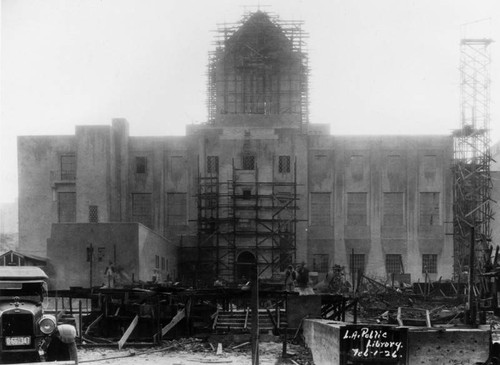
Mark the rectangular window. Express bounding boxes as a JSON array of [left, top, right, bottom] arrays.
[[207, 156, 219, 174], [386, 254, 403, 274], [136, 156, 147, 174], [89, 205, 99, 223], [350, 254, 365, 274], [422, 254, 438, 274], [132, 193, 152, 228], [383, 193, 404, 226], [312, 254, 329, 272], [60, 155, 76, 180], [242, 155, 255, 170], [97, 247, 105, 262], [86, 247, 93, 262], [279, 155, 291, 173], [279, 236, 293, 271], [166, 192, 187, 225], [420, 192, 440, 226], [387, 155, 402, 176], [350, 155, 364, 181], [155, 255, 160, 269], [58, 192, 76, 223], [347, 193, 367, 226], [310, 192, 331, 226], [242, 189, 252, 200], [422, 155, 437, 181]]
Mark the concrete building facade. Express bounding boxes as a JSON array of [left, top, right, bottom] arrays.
[[17, 11, 454, 288]]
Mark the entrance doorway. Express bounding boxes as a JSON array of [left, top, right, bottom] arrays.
[[236, 251, 256, 282]]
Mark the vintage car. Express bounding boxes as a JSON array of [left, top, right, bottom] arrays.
[[0, 266, 66, 363]]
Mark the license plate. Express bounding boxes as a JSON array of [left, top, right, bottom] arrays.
[[6, 336, 31, 346]]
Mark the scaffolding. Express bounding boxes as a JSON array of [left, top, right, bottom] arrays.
[[207, 11, 309, 124], [195, 159, 299, 285], [452, 38, 494, 279]]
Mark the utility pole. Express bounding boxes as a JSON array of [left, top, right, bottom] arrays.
[[251, 263, 259, 365], [88, 243, 94, 291]]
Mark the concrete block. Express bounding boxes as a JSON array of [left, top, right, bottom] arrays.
[[303, 319, 490, 365], [302, 319, 341, 365]]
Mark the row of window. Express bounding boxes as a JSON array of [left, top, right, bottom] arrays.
[[310, 192, 440, 226], [154, 255, 169, 271], [58, 191, 441, 228], [57, 192, 187, 229], [60, 154, 292, 178], [312, 253, 438, 274], [59, 192, 100, 223], [133, 155, 292, 175], [60, 153, 439, 180]]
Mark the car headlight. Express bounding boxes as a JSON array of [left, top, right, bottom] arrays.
[[39, 315, 57, 335]]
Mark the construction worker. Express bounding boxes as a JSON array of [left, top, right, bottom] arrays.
[[104, 261, 115, 288], [45, 324, 78, 364], [296, 262, 314, 295], [284, 265, 297, 291]]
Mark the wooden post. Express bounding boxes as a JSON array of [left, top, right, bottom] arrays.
[[275, 301, 280, 329], [351, 249, 355, 293], [468, 226, 476, 325], [156, 295, 162, 345], [78, 300, 83, 342], [353, 299, 358, 324], [282, 325, 288, 358], [251, 265, 259, 365], [89, 243, 94, 291]]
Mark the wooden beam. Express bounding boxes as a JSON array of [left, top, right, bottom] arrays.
[[85, 314, 103, 335], [118, 315, 139, 350], [152, 308, 186, 343], [396, 307, 403, 326], [425, 310, 432, 328]]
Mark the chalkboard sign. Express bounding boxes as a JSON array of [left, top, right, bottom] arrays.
[[340, 325, 408, 364]]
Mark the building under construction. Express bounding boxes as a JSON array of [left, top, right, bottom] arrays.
[[18, 11, 456, 290]]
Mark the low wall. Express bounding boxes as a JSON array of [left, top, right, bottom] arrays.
[[303, 319, 490, 365], [303, 320, 342, 365]]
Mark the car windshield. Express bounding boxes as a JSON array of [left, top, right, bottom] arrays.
[[0, 281, 47, 303]]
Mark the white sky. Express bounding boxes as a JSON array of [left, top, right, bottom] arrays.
[[1, 0, 500, 204]]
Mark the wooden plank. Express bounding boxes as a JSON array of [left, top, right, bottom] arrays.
[[118, 315, 139, 350], [244, 307, 250, 329], [425, 310, 432, 328], [74, 314, 81, 337], [396, 307, 403, 326], [161, 308, 185, 337], [85, 314, 103, 335], [212, 309, 219, 330]]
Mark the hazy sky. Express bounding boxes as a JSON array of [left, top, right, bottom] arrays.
[[1, 0, 500, 204]]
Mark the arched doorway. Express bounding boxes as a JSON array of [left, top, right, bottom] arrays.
[[236, 251, 256, 282]]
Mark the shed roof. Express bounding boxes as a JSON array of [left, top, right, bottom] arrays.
[[0, 266, 48, 280]]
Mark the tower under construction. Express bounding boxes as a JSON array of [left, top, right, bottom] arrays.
[[452, 38, 494, 279], [186, 11, 308, 285]]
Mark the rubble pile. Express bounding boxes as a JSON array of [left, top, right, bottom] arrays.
[[354, 275, 467, 325]]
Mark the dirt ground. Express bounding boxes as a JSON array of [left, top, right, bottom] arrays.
[[78, 341, 313, 365]]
